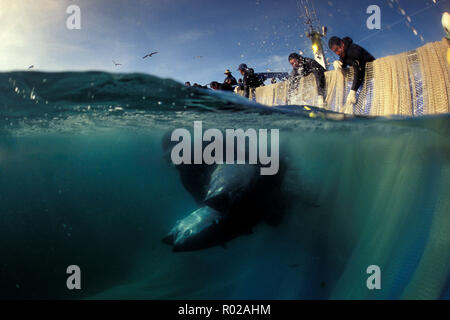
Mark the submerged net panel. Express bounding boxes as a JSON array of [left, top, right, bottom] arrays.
[[252, 39, 450, 116]]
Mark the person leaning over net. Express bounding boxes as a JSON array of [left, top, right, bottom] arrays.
[[328, 36, 375, 114], [288, 52, 327, 108], [237, 63, 264, 98]]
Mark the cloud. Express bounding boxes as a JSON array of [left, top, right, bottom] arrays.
[[174, 30, 214, 43], [0, 1, 69, 70], [248, 54, 291, 73]]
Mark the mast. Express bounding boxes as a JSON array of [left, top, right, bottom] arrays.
[[298, 0, 328, 69]]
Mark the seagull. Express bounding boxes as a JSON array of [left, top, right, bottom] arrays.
[[112, 60, 122, 66], [28, 65, 34, 70], [143, 52, 158, 59]]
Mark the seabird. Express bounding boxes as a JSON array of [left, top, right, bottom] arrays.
[[112, 60, 122, 66], [143, 52, 158, 59], [28, 65, 34, 70]]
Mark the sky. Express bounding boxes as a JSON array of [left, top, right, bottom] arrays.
[[0, 0, 448, 85]]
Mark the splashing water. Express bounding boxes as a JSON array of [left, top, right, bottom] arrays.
[[0, 71, 449, 299]]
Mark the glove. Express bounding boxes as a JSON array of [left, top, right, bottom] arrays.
[[343, 103, 353, 114], [333, 60, 343, 71], [346, 90, 357, 105], [443, 12, 449, 38], [343, 90, 357, 114]]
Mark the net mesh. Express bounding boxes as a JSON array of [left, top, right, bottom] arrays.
[[250, 39, 450, 116]]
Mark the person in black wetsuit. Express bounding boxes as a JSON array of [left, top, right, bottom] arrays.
[[237, 63, 263, 98], [288, 52, 327, 107], [328, 36, 375, 113], [210, 81, 233, 92]]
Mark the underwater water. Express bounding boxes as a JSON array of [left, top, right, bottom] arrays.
[[0, 71, 449, 300]]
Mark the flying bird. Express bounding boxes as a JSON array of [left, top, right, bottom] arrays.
[[193, 56, 203, 59], [112, 60, 122, 66], [28, 65, 34, 70], [143, 52, 158, 59]]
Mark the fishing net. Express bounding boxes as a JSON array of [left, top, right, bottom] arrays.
[[251, 39, 450, 116]]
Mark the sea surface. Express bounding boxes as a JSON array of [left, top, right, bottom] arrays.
[[0, 71, 449, 299]]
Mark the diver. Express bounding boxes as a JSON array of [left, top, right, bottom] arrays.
[[237, 64, 264, 98], [288, 52, 327, 108], [328, 36, 375, 113], [193, 83, 208, 89], [209, 81, 221, 90], [210, 81, 233, 92]]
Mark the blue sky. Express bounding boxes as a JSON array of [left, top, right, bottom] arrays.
[[0, 0, 448, 85]]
